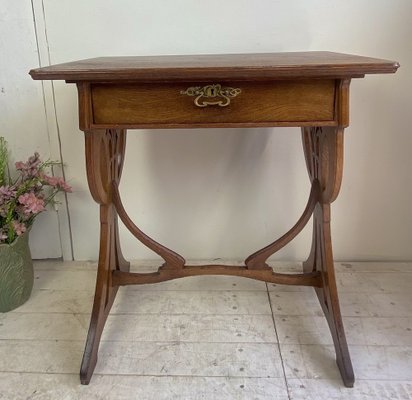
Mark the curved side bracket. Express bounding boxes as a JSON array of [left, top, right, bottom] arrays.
[[245, 180, 321, 269], [302, 126, 344, 204], [112, 182, 186, 269]]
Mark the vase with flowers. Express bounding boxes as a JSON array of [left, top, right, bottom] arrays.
[[0, 137, 71, 312]]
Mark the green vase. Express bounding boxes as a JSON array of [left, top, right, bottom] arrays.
[[0, 231, 34, 312]]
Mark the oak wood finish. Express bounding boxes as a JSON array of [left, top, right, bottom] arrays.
[[112, 265, 322, 287], [302, 125, 354, 386], [29, 51, 399, 82], [91, 80, 335, 127], [80, 129, 129, 384], [29, 52, 399, 388]]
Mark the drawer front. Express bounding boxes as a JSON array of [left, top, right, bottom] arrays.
[[91, 80, 336, 127]]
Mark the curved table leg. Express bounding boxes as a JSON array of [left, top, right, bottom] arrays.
[[80, 129, 128, 384], [245, 180, 320, 269], [302, 126, 354, 387], [112, 130, 130, 273]]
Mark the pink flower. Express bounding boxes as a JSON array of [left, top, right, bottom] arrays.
[[0, 185, 17, 202], [56, 177, 72, 193], [42, 174, 72, 192], [15, 152, 42, 178], [18, 192, 45, 215], [14, 161, 25, 170], [42, 175, 58, 186], [12, 220, 26, 236]]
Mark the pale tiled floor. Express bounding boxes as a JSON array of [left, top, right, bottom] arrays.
[[0, 260, 412, 399]]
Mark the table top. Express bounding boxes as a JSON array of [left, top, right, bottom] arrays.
[[29, 52, 399, 82]]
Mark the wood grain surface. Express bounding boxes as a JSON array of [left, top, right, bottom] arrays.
[[29, 52, 399, 82], [91, 80, 336, 127]]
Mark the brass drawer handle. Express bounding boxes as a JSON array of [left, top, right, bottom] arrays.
[[180, 84, 241, 107]]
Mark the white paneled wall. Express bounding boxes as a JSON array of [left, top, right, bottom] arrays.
[[2, 0, 412, 261], [0, 1, 65, 258]]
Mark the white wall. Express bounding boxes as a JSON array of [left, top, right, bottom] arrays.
[[2, 0, 412, 261], [0, 1, 68, 258]]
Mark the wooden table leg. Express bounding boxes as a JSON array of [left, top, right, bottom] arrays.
[[302, 126, 355, 387], [79, 125, 354, 386], [80, 129, 128, 384]]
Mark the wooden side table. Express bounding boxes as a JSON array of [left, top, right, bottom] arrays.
[[30, 52, 399, 387]]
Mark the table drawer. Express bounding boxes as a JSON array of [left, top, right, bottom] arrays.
[[91, 80, 336, 127]]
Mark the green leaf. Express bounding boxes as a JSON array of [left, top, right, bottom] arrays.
[[0, 137, 9, 187]]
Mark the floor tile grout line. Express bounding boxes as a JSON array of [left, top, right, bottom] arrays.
[[0, 371, 285, 380], [1, 339, 411, 348], [0, 339, 281, 344], [7, 312, 412, 318], [0, 374, 283, 380], [2, 339, 412, 349], [265, 282, 292, 400], [6, 312, 274, 316], [2, 370, 412, 383]]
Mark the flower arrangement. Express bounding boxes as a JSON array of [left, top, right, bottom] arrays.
[[0, 137, 71, 244]]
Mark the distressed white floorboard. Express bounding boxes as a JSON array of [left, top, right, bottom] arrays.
[[0, 312, 89, 341], [274, 315, 332, 345], [349, 317, 412, 346], [336, 272, 412, 293], [0, 260, 411, 399], [0, 373, 289, 400], [112, 290, 271, 315], [101, 314, 277, 343], [0, 313, 277, 343], [14, 289, 270, 315], [268, 283, 313, 292], [0, 340, 282, 378], [335, 262, 412, 273], [33, 260, 98, 271], [0, 340, 84, 374], [269, 291, 324, 316], [269, 290, 412, 317], [33, 270, 97, 291], [13, 289, 94, 314], [339, 292, 412, 317], [269, 271, 412, 294], [275, 315, 412, 346], [96, 341, 283, 377], [280, 344, 412, 380], [287, 379, 412, 400]]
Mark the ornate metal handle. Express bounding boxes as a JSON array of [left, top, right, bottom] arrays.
[[180, 84, 241, 107]]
